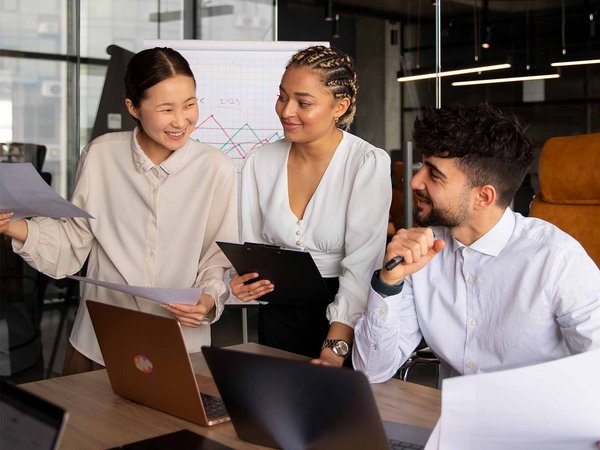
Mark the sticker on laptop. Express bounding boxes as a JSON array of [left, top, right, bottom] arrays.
[[133, 355, 154, 374]]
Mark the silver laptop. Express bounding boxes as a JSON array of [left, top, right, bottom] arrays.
[[202, 346, 433, 450], [86, 300, 229, 427], [0, 379, 69, 450]]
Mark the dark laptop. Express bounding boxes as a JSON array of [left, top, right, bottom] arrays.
[[202, 346, 432, 450], [0, 380, 69, 450]]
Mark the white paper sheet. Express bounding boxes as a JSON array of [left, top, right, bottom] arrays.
[[424, 420, 441, 450], [439, 349, 600, 450], [0, 163, 93, 220], [69, 275, 202, 305]]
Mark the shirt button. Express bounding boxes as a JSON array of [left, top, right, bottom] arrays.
[[466, 361, 473, 369], [296, 230, 301, 235], [467, 275, 475, 284], [373, 344, 379, 350], [469, 319, 476, 326], [296, 240, 302, 246], [464, 248, 471, 255], [378, 308, 385, 316], [297, 220, 302, 225]]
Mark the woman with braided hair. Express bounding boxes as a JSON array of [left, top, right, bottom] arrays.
[[230, 45, 392, 366]]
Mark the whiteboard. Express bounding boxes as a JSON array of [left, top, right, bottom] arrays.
[[143, 40, 329, 172]]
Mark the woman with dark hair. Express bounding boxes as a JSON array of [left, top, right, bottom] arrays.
[[229, 46, 392, 366], [0, 47, 238, 374]]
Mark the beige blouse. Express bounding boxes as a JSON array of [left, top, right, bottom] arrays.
[[13, 129, 238, 364]]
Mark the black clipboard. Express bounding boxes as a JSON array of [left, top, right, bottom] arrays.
[[217, 241, 331, 305]]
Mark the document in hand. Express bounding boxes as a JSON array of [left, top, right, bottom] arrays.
[[0, 163, 93, 220], [434, 349, 600, 450], [217, 241, 331, 305], [69, 275, 202, 305]]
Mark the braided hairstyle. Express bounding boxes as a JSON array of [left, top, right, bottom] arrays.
[[287, 46, 358, 131]]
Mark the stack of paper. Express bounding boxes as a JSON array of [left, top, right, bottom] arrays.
[[425, 349, 600, 449]]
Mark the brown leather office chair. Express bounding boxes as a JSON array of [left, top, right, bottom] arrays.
[[528, 133, 600, 267]]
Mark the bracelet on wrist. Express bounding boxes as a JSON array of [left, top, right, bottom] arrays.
[[371, 270, 404, 297]]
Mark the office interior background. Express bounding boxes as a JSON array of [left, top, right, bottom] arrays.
[[1, 0, 599, 382]]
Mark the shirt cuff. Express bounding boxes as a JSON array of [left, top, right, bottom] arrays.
[[197, 279, 227, 324], [12, 219, 39, 255]]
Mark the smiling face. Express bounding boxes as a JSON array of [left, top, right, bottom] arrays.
[[275, 65, 349, 145], [410, 156, 475, 228], [125, 74, 199, 162]]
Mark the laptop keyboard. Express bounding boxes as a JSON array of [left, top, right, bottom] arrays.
[[388, 439, 424, 450], [200, 393, 228, 420]]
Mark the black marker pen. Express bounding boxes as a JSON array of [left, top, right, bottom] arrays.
[[384, 256, 403, 271], [383, 230, 436, 271]]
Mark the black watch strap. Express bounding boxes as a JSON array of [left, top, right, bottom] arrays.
[[371, 270, 404, 297]]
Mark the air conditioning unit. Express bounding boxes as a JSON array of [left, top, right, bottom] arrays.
[[41, 80, 62, 98]]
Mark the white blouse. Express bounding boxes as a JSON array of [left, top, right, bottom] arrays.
[[241, 131, 392, 327], [13, 129, 238, 364]]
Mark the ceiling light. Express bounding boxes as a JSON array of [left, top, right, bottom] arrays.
[[551, 58, 600, 67], [324, 0, 334, 21], [452, 73, 560, 86], [332, 13, 340, 38], [397, 63, 510, 83]]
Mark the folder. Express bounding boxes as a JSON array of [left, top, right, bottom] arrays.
[[217, 241, 331, 305]]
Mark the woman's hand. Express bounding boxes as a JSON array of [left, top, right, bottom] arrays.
[[230, 272, 274, 302], [162, 293, 215, 327], [311, 351, 345, 368], [0, 212, 14, 234], [0, 212, 29, 242]]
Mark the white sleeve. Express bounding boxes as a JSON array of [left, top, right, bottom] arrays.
[[240, 151, 268, 245], [194, 159, 239, 322], [12, 146, 95, 278], [326, 149, 392, 327], [352, 280, 423, 383], [552, 244, 600, 353]]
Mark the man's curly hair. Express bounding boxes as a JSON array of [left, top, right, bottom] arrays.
[[413, 104, 533, 208]]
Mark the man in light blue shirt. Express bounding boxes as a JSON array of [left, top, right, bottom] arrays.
[[353, 104, 600, 382]]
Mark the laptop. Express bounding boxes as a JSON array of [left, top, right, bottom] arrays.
[[0, 379, 69, 450], [202, 346, 433, 450], [86, 300, 229, 427]]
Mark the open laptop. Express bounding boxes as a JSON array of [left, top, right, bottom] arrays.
[[86, 300, 229, 427], [0, 379, 68, 450], [202, 346, 433, 450]]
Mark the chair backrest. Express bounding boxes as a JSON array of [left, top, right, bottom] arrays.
[[528, 133, 600, 266], [0, 142, 47, 172]]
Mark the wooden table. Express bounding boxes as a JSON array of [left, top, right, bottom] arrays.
[[22, 343, 440, 449]]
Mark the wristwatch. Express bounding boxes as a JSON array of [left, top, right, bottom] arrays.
[[321, 339, 350, 358]]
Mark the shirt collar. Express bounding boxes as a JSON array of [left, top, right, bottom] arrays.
[[130, 127, 191, 175], [452, 208, 515, 257]]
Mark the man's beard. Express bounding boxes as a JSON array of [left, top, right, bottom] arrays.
[[413, 190, 467, 228]]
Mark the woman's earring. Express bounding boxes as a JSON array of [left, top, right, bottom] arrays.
[[334, 117, 339, 123]]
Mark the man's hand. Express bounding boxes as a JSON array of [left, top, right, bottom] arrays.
[[381, 228, 445, 285], [162, 293, 215, 327], [229, 272, 274, 302]]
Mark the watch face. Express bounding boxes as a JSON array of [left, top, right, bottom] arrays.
[[333, 340, 349, 356]]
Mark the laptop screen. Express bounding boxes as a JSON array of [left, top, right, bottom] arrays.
[[0, 380, 68, 450]]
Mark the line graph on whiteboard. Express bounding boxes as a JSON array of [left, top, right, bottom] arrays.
[[193, 114, 283, 160], [179, 48, 292, 170]]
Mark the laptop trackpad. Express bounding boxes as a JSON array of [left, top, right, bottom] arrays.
[[383, 420, 432, 446]]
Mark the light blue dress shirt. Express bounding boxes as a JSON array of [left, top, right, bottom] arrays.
[[353, 208, 600, 383]]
